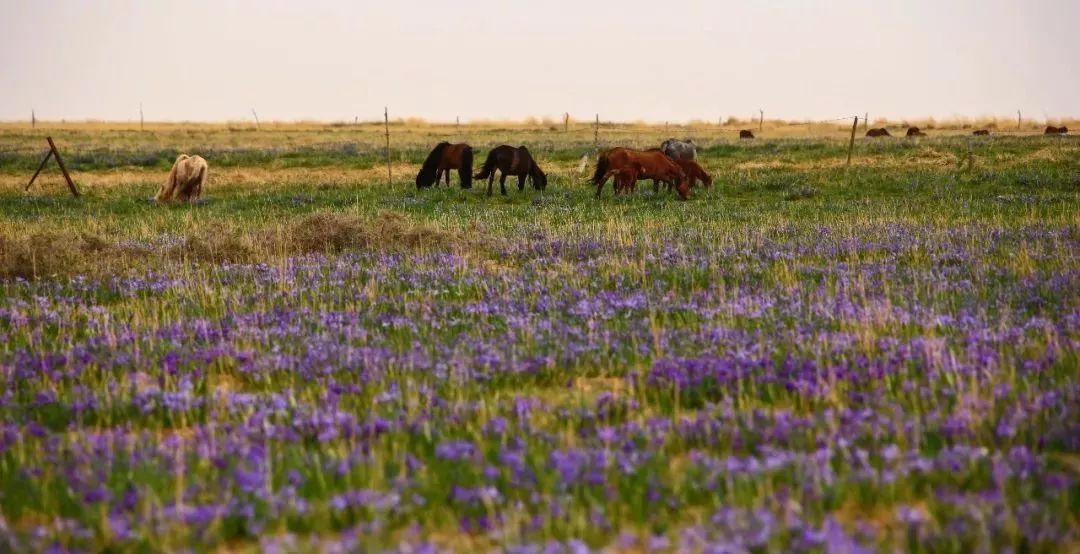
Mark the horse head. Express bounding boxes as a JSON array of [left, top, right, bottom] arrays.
[[531, 165, 548, 190]]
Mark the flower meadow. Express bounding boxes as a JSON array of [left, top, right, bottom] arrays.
[[1, 126, 1079, 552], [1, 216, 1077, 553]]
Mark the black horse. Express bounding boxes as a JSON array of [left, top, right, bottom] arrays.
[[473, 145, 547, 196], [416, 142, 473, 189]]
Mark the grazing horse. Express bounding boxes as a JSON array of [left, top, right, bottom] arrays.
[[866, 128, 892, 138], [973, 130, 991, 136], [416, 142, 473, 189], [673, 159, 712, 188], [1044, 126, 1068, 135], [739, 130, 755, 139], [156, 154, 208, 203], [646, 158, 714, 193], [906, 127, 926, 137], [473, 145, 547, 196], [592, 147, 689, 200], [660, 138, 697, 160]]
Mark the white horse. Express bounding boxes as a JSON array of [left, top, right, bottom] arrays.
[[155, 154, 208, 202]]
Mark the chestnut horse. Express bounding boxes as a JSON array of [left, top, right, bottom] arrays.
[[674, 159, 712, 188], [1044, 126, 1068, 135], [416, 142, 474, 189], [592, 147, 689, 200], [474, 145, 547, 196], [638, 151, 711, 193], [866, 128, 892, 138]]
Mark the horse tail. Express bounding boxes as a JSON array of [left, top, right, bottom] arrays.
[[459, 145, 474, 189], [474, 148, 497, 179], [417, 142, 449, 189], [591, 151, 609, 186]]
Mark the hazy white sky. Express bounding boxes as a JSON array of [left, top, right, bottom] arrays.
[[1, 0, 1076, 123]]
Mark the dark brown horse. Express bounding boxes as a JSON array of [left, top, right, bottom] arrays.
[[906, 127, 926, 137], [416, 142, 474, 189], [1044, 126, 1069, 135], [973, 130, 991, 136], [473, 145, 547, 196], [739, 130, 755, 139], [866, 128, 892, 138], [592, 147, 689, 200]]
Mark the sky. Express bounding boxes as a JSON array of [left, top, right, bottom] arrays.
[[1, 0, 1076, 123]]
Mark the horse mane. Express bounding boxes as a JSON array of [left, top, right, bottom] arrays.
[[416, 142, 450, 188], [457, 145, 473, 189], [155, 154, 188, 201], [525, 148, 547, 189]]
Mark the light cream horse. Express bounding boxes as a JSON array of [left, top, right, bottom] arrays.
[[155, 154, 208, 202]]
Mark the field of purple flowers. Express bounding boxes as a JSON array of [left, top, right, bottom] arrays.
[[1, 129, 1079, 552], [1, 216, 1077, 552]]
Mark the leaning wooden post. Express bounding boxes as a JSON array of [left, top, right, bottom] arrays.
[[27, 138, 80, 197], [31, 109, 36, 130], [864, 113, 868, 131], [846, 117, 858, 168], [140, 103, 144, 131], [594, 114, 599, 147], [384, 107, 392, 186], [252, 109, 260, 130], [1017, 110, 1021, 131], [25, 150, 54, 191], [759, 109, 764, 132], [48, 138, 79, 197], [564, 112, 569, 132]]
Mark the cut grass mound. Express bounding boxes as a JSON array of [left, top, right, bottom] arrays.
[[0, 210, 461, 278]]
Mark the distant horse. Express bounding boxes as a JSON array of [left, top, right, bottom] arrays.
[[660, 138, 697, 160], [416, 142, 473, 189], [474, 145, 547, 196], [866, 128, 892, 138], [973, 130, 991, 136], [1044, 126, 1068, 135], [906, 127, 926, 137], [592, 147, 689, 200], [156, 154, 208, 203], [739, 130, 755, 139]]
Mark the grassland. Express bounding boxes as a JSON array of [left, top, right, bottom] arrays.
[[0, 121, 1077, 552]]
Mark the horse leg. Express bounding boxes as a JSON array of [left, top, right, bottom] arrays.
[[499, 173, 508, 196], [518, 174, 526, 192], [444, 168, 451, 187], [653, 179, 660, 194]]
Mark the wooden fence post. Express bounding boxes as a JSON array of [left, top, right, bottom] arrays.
[[252, 109, 260, 130], [384, 107, 391, 185], [847, 117, 858, 168], [1017, 110, 1021, 131], [140, 103, 144, 131], [864, 113, 868, 131], [594, 114, 599, 147], [31, 110, 36, 130], [759, 109, 764, 132], [26, 137, 80, 197], [564, 112, 569, 132]]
